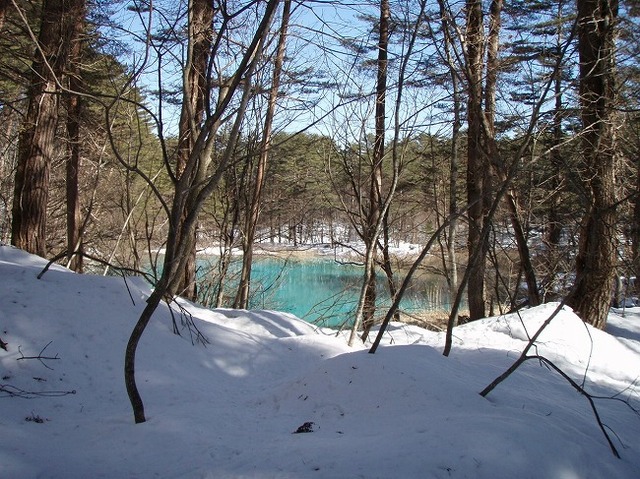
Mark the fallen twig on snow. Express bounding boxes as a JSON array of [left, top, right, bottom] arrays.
[[17, 341, 59, 370]]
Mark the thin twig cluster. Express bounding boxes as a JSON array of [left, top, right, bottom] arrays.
[[167, 299, 210, 347], [0, 383, 76, 399]]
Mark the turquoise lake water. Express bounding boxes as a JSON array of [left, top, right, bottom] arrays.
[[199, 256, 451, 328]]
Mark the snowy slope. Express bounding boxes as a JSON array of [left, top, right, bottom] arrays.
[[1, 244, 639, 478]]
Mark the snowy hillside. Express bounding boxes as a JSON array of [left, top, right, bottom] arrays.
[[1, 244, 639, 478]]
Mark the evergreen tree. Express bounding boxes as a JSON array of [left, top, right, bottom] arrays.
[[11, 0, 86, 256]]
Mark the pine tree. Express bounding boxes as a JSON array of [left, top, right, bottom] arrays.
[[11, 0, 86, 256]]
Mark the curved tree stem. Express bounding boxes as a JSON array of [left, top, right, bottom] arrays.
[[124, 288, 164, 424]]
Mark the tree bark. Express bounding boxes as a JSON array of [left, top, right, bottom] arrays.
[[465, 0, 488, 321], [235, 0, 291, 309], [0, 0, 9, 31], [504, 192, 540, 306], [633, 149, 640, 295], [544, 37, 567, 295], [11, 0, 82, 256], [65, 0, 86, 272], [434, 0, 461, 310], [124, 0, 281, 423], [445, 14, 460, 308], [483, 0, 538, 309], [173, 0, 215, 301], [0, 102, 18, 243], [565, 0, 618, 329], [349, 0, 389, 345]]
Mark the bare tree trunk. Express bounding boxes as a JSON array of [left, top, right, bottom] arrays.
[[433, 0, 461, 309], [65, 0, 86, 272], [445, 32, 460, 307], [11, 0, 81, 256], [362, 0, 389, 340], [377, 212, 400, 326], [350, 0, 389, 346], [465, 0, 488, 321], [481, 0, 538, 306], [234, 0, 291, 309], [212, 172, 241, 307], [488, 0, 539, 307], [505, 193, 540, 305], [124, 0, 280, 423], [483, 0, 500, 145], [124, 283, 166, 424], [0, 101, 18, 243], [544, 40, 567, 296], [565, 0, 618, 329], [172, 0, 215, 300], [66, 93, 82, 270]]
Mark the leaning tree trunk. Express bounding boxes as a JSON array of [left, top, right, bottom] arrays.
[[124, 0, 280, 423], [565, 0, 618, 329]]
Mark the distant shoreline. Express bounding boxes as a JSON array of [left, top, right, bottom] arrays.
[[196, 241, 425, 264]]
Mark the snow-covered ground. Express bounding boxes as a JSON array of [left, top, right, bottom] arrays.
[[1, 244, 639, 478]]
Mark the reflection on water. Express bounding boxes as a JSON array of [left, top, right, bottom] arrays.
[[198, 255, 454, 328]]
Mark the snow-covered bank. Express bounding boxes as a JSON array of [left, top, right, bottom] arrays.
[[196, 238, 425, 260], [1, 244, 639, 478]]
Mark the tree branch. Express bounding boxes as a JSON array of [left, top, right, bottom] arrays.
[[526, 354, 621, 459], [17, 341, 59, 370]]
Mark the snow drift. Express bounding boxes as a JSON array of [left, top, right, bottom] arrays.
[[1, 244, 639, 478]]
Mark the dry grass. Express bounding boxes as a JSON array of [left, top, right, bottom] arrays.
[[396, 309, 470, 332]]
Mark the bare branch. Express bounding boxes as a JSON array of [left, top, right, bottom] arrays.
[[527, 354, 622, 459], [16, 342, 59, 370], [0, 383, 76, 399]]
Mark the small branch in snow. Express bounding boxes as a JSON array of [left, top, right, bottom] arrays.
[[527, 355, 621, 459], [17, 341, 59, 370], [479, 299, 629, 458], [479, 301, 567, 397], [482, 342, 628, 459], [0, 383, 76, 398]]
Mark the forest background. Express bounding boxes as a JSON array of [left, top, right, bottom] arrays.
[[1, 0, 639, 395]]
